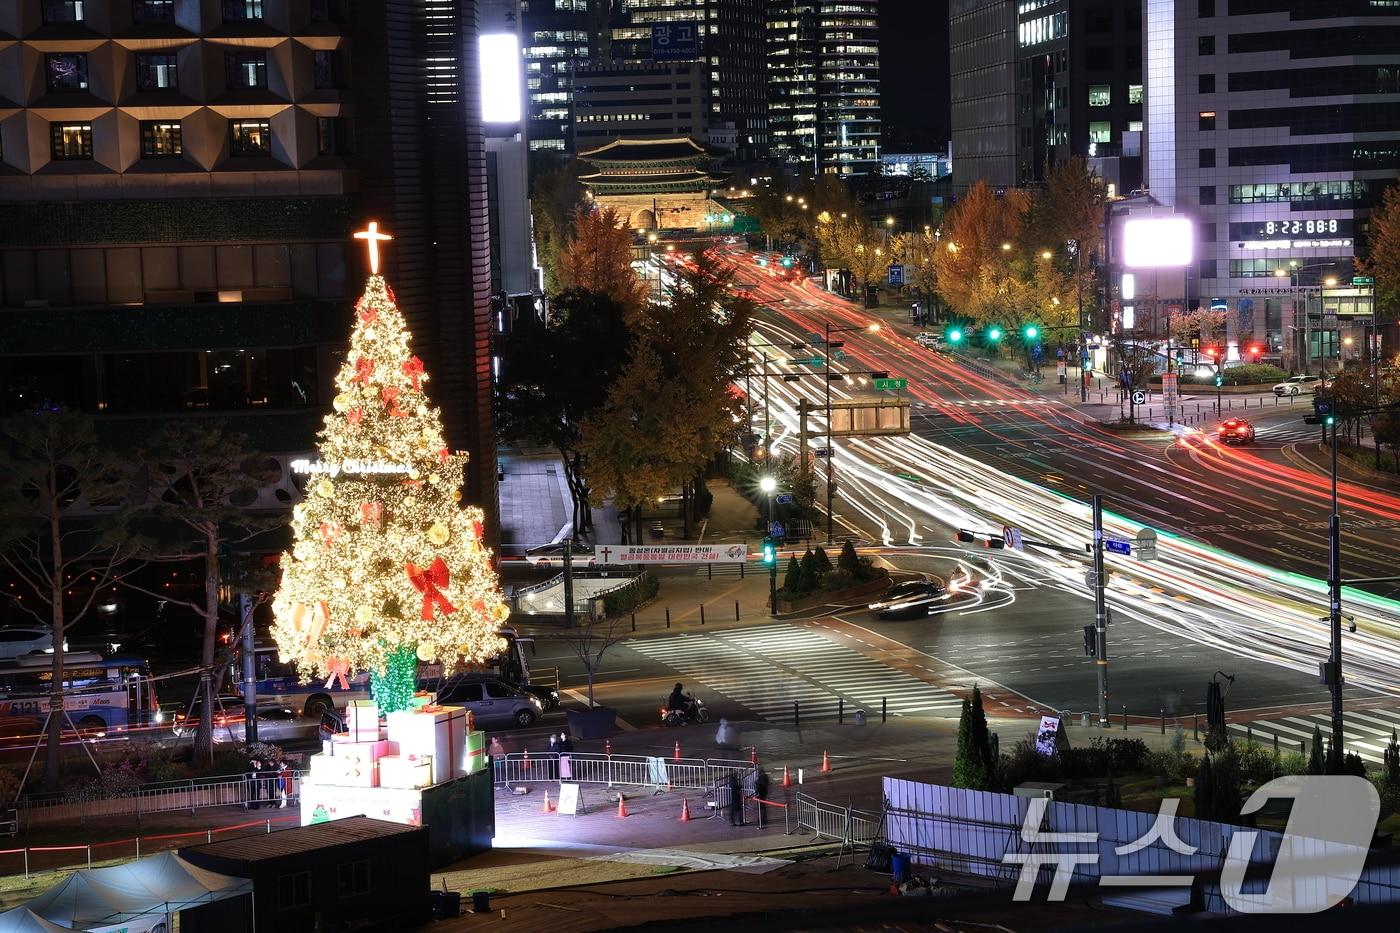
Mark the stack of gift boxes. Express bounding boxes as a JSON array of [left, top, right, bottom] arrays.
[[305, 696, 486, 792]]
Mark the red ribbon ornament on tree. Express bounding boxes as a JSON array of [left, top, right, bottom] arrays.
[[353, 356, 375, 385], [355, 297, 378, 324], [403, 356, 426, 391], [381, 386, 407, 418], [406, 557, 456, 621], [318, 521, 341, 547], [347, 408, 363, 426], [324, 656, 351, 690], [438, 447, 451, 465], [360, 501, 383, 529]]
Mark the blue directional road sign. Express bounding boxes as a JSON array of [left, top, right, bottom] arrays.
[[769, 521, 787, 539], [813, 448, 832, 457], [775, 493, 794, 505], [1104, 539, 1132, 555], [888, 264, 905, 286]]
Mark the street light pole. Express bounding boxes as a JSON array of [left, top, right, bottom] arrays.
[[761, 476, 778, 615], [1092, 495, 1109, 726], [1327, 420, 1343, 763], [824, 320, 834, 543]]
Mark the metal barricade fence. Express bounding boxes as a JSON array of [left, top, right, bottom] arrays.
[[494, 753, 753, 794], [17, 772, 302, 827], [793, 792, 881, 844]]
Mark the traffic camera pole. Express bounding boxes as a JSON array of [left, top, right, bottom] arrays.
[[1092, 495, 1109, 726]]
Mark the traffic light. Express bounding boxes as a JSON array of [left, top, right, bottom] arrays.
[[1305, 396, 1336, 426], [1248, 344, 1262, 361], [1214, 374, 1224, 387], [1083, 625, 1097, 657], [1023, 324, 1039, 341], [761, 538, 777, 565], [987, 326, 1004, 342], [781, 256, 794, 268], [946, 328, 964, 344]]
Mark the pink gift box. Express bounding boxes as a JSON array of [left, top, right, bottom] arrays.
[[386, 705, 466, 785]]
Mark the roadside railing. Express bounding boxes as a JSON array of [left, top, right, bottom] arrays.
[[493, 752, 753, 793], [15, 771, 301, 828], [792, 792, 882, 845]]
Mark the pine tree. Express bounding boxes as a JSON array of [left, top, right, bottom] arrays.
[[953, 696, 992, 790], [837, 538, 862, 578], [799, 548, 820, 593], [812, 545, 833, 575], [967, 685, 995, 785], [1307, 725, 1326, 775], [1211, 746, 1242, 823], [271, 258, 509, 713], [782, 555, 802, 594], [1385, 730, 1400, 789], [1195, 752, 1215, 821]]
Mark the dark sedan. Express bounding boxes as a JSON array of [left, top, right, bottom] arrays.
[[867, 580, 948, 619]]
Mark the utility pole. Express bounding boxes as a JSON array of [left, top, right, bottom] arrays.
[[824, 321, 834, 542], [239, 593, 258, 744], [563, 539, 575, 629], [1092, 495, 1109, 726], [1327, 421, 1343, 762], [763, 353, 771, 465]]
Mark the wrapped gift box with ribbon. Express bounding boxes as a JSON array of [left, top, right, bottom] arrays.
[[378, 754, 434, 789], [386, 704, 466, 785], [346, 699, 381, 741]]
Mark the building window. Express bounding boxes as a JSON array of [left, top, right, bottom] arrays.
[[1200, 185, 1216, 205], [1200, 260, 1217, 280], [132, 0, 175, 22], [1088, 85, 1111, 107], [50, 123, 93, 160], [45, 54, 89, 92], [309, 0, 341, 23], [1199, 73, 1215, 94], [140, 121, 182, 158], [1128, 120, 1143, 132], [136, 53, 178, 91], [230, 119, 271, 156], [277, 872, 310, 911], [337, 861, 371, 898], [1199, 148, 1216, 168], [1199, 111, 1216, 131], [317, 117, 346, 154], [1199, 35, 1215, 55], [1199, 0, 1215, 16], [223, 0, 264, 21], [226, 52, 268, 89], [1128, 84, 1143, 105], [313, 51, 342, 89], [1202, 222, 1217, 243], [1089, 122, 1112, 144], [41, 1, 84, 23]]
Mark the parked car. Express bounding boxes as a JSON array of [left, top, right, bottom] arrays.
[[524, 543, 596, 566], [1273, 375, 1324, 396], [0, 627, 58, 659], [914, 332, 943, 350], [171, 696, 315, 744], [1217, 418, 1255, 444], [435, 676, 544, 727], [867, 579, 949, 620]]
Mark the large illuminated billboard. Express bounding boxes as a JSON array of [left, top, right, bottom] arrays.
[[479, 33, 521, 124], [1122, 217, 1193, 268]]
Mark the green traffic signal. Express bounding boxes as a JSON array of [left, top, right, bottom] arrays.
[[1214, 375, 1223, 387], [987, 327, 1003, 341], [761, 539, 777, 565], [946, 328, 963, 343], [1023, 325, 1039, 340], [1325, 415, 1336, 427]]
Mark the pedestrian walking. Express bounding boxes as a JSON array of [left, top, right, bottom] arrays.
[[558, 733, 573, 780], [277, 759, 292, 809], [726, 771, 743, 826], [247, 758, 263, 810], [753, 766, 770, 829]]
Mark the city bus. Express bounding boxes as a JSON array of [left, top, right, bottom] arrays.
[[233, 645, 372, 718], [0, 653, 160, 741]]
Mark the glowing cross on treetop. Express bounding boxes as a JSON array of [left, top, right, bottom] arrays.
[[353, 221, 393, 274]]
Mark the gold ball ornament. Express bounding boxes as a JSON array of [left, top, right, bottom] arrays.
[[332, 578, 347, 590], [333, 393, 351, 412], [491, 603, 510, 623], [428, 473, 440, 485], [452, 490, 463, 503], [354, 605, 374, 625], [315, 478, 334, 498], [427, 523, 450, 546], [417, 404, 428, 417], [364, 328, 376, 340], [416, 644, 435, 662], [409, 468, 421, 480], [403, 496, 416, 509]]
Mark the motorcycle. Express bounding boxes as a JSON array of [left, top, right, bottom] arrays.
[[660, 694, 710, 726]]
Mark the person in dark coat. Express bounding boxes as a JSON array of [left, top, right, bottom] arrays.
[[726, 771, 743, 826], [753, 767, 771, 828]]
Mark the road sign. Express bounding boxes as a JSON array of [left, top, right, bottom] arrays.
[[1104, 538, 1132, 555], [1353, 275, 1375, 286], [1001, 524, 1024, 551], [888, 264, 905, 286], [1130, 389, 1147, 406], [873, 377, 908, 391], [769, 521, 786, 539], [813, 447, 832, 457], [1161, 372, 1179, 403], [793, 356, 824, 366], [1135, 528, 1158, 560], [775, 493, 794, 505], [1056, 361, 1067, 378]]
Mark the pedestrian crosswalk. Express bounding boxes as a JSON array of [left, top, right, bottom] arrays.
[[626, 623, 965, 722], [1256, 425, 1327, 445], [1228, 707, 1400, 764]]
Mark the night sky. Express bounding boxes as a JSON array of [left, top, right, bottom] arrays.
[[880, 0, 951, 151]]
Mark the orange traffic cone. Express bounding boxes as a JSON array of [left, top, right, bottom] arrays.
[[605, 739, 612, 757], [820, 750, 831, 773], [679, 798, 692, 822], [542, 790, 555, 813], [674, 741, 681, 762], [523, 749, 531, 771], [782, 764, 791, 787], [616, 794, 629, 818], [750, 747, 758, 765]]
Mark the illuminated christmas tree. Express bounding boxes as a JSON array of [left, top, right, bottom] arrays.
[[272, 222, 508, 713]]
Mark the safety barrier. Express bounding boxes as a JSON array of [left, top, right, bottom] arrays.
[[16, 771, 301, 828], [0, 813, 301, 880], [493, 752, 753, 792], [792, 792, 882, 845]]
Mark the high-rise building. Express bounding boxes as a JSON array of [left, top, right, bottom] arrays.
[[572, 61, 708, 150], [950, 0, 1017, 193], [0, 0, 500, 541], [767, 0, 881, 176], [1143, 0, 1398, 368], [611, 0, 768, 161], [1013, 1, 1142, 194], [520, 0, 609, 151]]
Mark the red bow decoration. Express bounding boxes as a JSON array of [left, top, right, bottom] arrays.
[[403, 356, 426, 391], [360, 501, 383, 529], [324, 656, 351, 691], [381, 386, 407, 418], [347, 408, 363, 426], [471, 519, 484, 541], [386, 283, 398, 304], [406, 557, 456, 621], [438, 447, 451, 465], [318, 521, 341, 546], [353, 356, 375, 385], [355, 297, 378, 324]]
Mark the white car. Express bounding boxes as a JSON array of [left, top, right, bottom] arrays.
[[1272, 375, 1324, 397], [914, 333, 943, 349], [524, 543, 597, 566], [0, 627, 58, 659]]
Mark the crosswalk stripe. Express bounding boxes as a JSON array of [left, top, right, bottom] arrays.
[[1229, 709, 1400, 763], [627, 623, 962, 722]]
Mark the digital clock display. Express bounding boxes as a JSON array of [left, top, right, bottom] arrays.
[[1230, 219, 1353, 240]]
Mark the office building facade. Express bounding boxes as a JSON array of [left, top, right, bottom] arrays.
[[950, 0, 1017, 193], [1143, 0, 1399, 367], [520, 0, 609, 151], [0, 0, 501, 539], [767, 0, 881, 176], [571, 61, 707, 149]]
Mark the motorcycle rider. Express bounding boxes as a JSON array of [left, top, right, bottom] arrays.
[[667, 682, 688, 714]]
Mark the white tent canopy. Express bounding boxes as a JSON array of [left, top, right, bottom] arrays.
[[0, 906, 75, 933], [24, 851, 250, 929]]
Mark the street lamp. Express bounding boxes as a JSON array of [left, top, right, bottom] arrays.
[[760, 475, 779, 614], [821, 320, 881, 542]]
